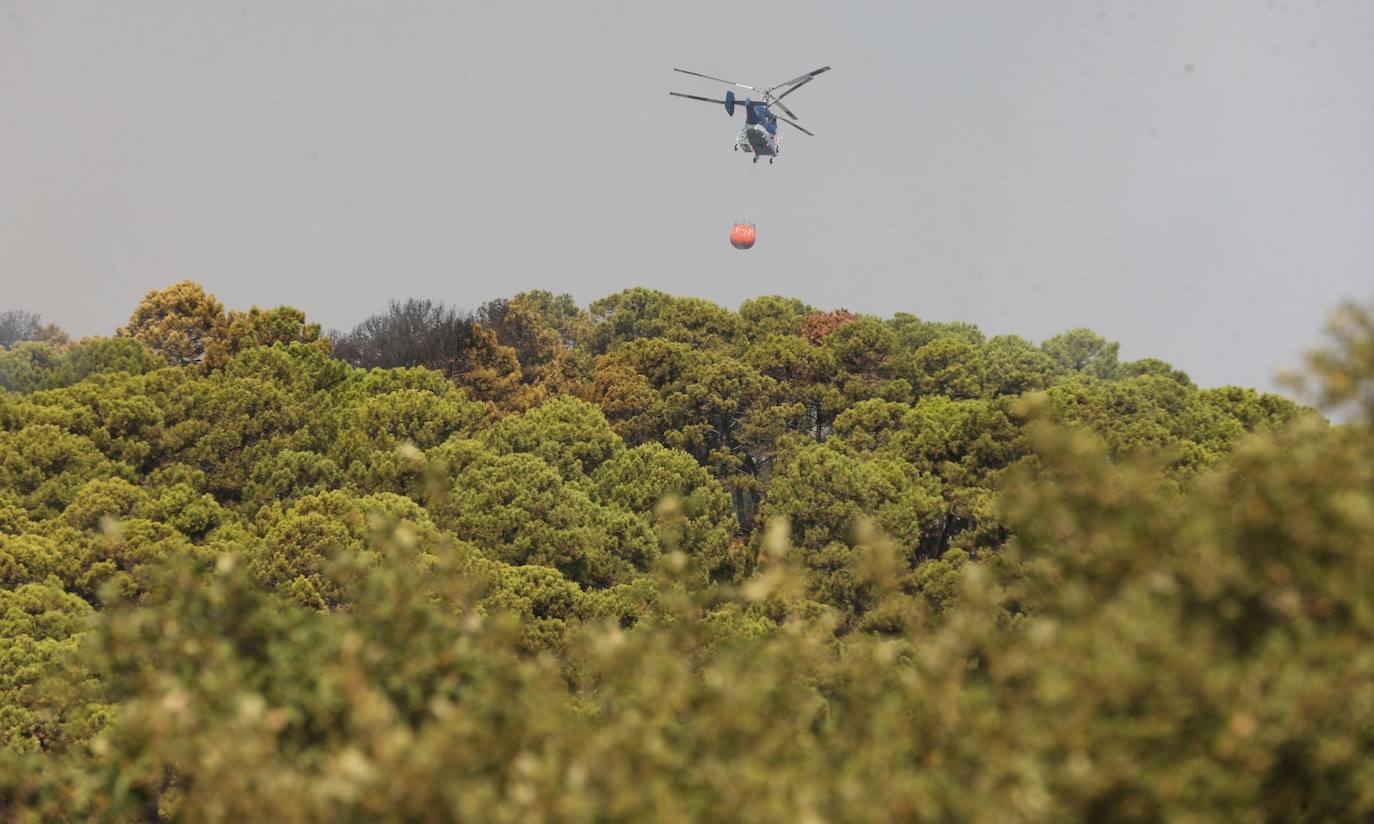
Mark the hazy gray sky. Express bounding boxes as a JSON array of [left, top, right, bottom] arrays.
[[3, 1, 1372, 392]]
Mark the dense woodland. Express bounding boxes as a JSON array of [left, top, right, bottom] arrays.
[[0, 281, 1371, 821]]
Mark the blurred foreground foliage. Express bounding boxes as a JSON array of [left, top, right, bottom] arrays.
[[1, 289, 1372, 821]]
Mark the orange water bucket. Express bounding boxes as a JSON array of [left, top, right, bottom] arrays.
[[729, 222, 756, 250]]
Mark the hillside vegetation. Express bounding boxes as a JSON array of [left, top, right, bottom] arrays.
[[1, 283, 1370, 821]]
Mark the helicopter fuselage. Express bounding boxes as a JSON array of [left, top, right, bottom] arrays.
[[736, 124, 779, 157], [733, 97, 779, 158]]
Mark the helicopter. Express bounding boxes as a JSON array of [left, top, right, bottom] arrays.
[[670, 66, 830, 164]]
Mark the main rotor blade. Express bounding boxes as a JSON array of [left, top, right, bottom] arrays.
[[673, 68, 761, 92], [770, 97, 799, 119], [670, 91, 731, 105], [766, 66, 830, 95], [778, 115, 814, 136], [766, 69, 830, 118], [772, 76, 815, 103]]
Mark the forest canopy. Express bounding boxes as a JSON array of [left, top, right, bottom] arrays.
[[1, 281, 1370, 821]]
